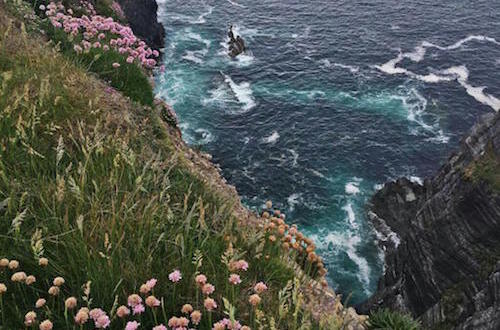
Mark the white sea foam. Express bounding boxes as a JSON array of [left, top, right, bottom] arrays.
[[409, 176, 423, 185], [223, 73, 256, 112], [345, 182, 360, 195], [185, 31, 211, 48], [261, 131, 280, 144], [194, 128, 214, 144], [182, 50, 206, 64], [310, 231, 371, 294], [169, 6, 213, 24], [374, 183, 385, 191], [226, 0, 246, 8], [287, 149, 299, 167], [342, 203, 358, 229], [377, 35, 500, 111], [333, 62, 360, 74], [287, 193, 303, 211]]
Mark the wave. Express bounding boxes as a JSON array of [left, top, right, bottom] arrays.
[[169, 6, 213, 24], [261, 131, 280, 144], [320, 59, 360, 74], [194, 128, 215, 144], [222, 73, 256, 112], [182, 50, 206, 64], [342, 203, 358, 229], [287, 193, 303, 211], [287, 148, 299, 167], [376, 35, 500, 111]]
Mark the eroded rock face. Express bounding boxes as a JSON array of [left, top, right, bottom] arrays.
[[359, 112, 500, 329], [116, 0, 165, 50]]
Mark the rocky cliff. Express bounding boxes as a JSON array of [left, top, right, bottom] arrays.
[[359, 112, 500, 329], [116, 0, 165, 50]]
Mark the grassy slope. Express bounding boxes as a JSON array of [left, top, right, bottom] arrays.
[[0, 3, 360, 329]]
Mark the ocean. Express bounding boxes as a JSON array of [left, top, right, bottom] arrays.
[[154, 0, 500, 303]]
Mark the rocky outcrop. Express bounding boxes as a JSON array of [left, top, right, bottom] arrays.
[[359, 112, 500, 329], [116, 0, 165, 50]]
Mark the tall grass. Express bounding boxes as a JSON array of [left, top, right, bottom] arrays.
[[0, 4, 340, 329]]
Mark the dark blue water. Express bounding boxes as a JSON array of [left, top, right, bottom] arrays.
[[155, 0, 500, 303]]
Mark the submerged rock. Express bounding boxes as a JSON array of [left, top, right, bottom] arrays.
[[359, 112, 500, 329]]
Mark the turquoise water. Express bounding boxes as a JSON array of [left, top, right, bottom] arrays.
[[155, 0, 500, 303]]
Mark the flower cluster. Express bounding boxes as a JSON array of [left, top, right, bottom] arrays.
[[41, 1, 159, 68]]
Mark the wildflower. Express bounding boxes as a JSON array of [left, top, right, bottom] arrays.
[[204, 297, 217, 311], [178, 317, 189, 327], [132, 303, 145, 315], [53, 276, 65, 286], [282, 242, 290, 250], [48, 285, 60, 296], [195, 274, 207, 286], [145, 295, 160, 308], [229, 274, 241, 285], [269, 235, 276, 242], [169, 269, 182, 283], [127, 294, 142, 307], [125, 321, 140, 330], [241, 326, 251, 330], [181, 303, 193, 314], [90, 308, 106, 321], [39, 319, 53, 330], [220, 318, 242, 329], [8, 260, 19, 270], [11, 271, 27, 282], [153, 325, 167, 330], [0, 258, 8, 267], [65, 297, 78, 309], [248, 294, 261, 306], [213, 321, 225, 330], [202, 283, 215, 295], [126, 56, 134, 63], [265, 200, 272, 209], [116, 305, 130, 318], [39, 4, 46, 10], [74, 44, 83, 53], [36, 298, 46, 308], [74, 308, 89, 325], [190, 310, 202, 325], [112, 62, 120, 68], [38, 258, 48, 267], [140, 284, 149, 294], [95, 314, 111, 328], [25, 311, 37, 326], [254, 282, 268, 294], [26, 275, 36, 285], [0, 283, 5, 294], [146, 278, 157, 290]]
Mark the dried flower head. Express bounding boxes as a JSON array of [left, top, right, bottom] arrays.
[[39, 258, 49, 267], [53, 276, 65, 286], [39, 319, 53, 330], [24, 311, 37, 326], [48, 286, 60, 296], [249, 294, 261, 306], [116, 305, 130, 318], [181, 304, 193, 314], [0, 258, 8, 267], [145, 295, 160, 308], [8, 260, 19, 270], [0, 283, 7, 294], [74, 308, 89, 325], [127, 294, 142, 307], [65, 297, 78, 309], [26, 275, 36, 285], [11, 272, 27, 282], [190, 310, 202, 325], [35, 298, 46, 308], [254, 282, 268, 294]]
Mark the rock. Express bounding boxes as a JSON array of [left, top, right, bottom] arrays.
[[358, 112, 500, 329]]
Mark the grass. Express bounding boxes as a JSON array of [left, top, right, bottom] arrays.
[[0, 2, 348, 329], [368, 309, 421, 330], [464, 142, 500, 193]]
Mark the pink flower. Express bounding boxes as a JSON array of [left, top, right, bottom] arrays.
[[126, 56, 134, 63], [146, 278, 157, 290], [127, 294, 142, 307], [145, 295, 160, 308], [202, 283, 215, 295], [132, 304, 145, 315], [169, 269, 182, 283], [254, 282, 268, 294], [125, 321, 140, 330], [153, 325, 167, 330], [204, 297, 217, 311], [229, 274, 242, 285], [237, 260, 249, 271], [195, 274, 207, 286], [89, 308, 105, 321], [95, 315, 110, 328], [103, 45, 110, 51], [112, 62, 120, 68]]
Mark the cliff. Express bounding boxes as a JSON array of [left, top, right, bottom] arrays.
[[359, 112, 500, 329], [116, 0, 165, 50]]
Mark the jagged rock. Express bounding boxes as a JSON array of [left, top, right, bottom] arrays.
[[359, 112, 500, 330]]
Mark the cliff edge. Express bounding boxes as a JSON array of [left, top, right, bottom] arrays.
[[359, 112, 500, 329]]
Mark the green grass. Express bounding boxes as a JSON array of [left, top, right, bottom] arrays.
[[0, 4, 339, 329], [368, 309, 421, 330], [465, 142, 500, 193]]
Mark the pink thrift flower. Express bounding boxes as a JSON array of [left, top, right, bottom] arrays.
[[146, 278, 157, 290], [229, 274, 242, 285], [238, 260, 249, 271], [127, 294, 142, 307], [125, 321, 140, 330], [195, 274, 207, 286], [89, 308, 105, 321], [153, 325, 167, 330], [103, 45, 110, 51], [169, 269, 182, 283], [126, 56, 134, 64], [132, 304, 145, 315], [254, 282, 268, 293], [95, 314, 110, 328], [112, 62, 120, 68], [202, 283, 215, 295]]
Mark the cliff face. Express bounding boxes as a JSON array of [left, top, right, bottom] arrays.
[[359, 112, 500, 329], [116, 0, 165, 50]]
